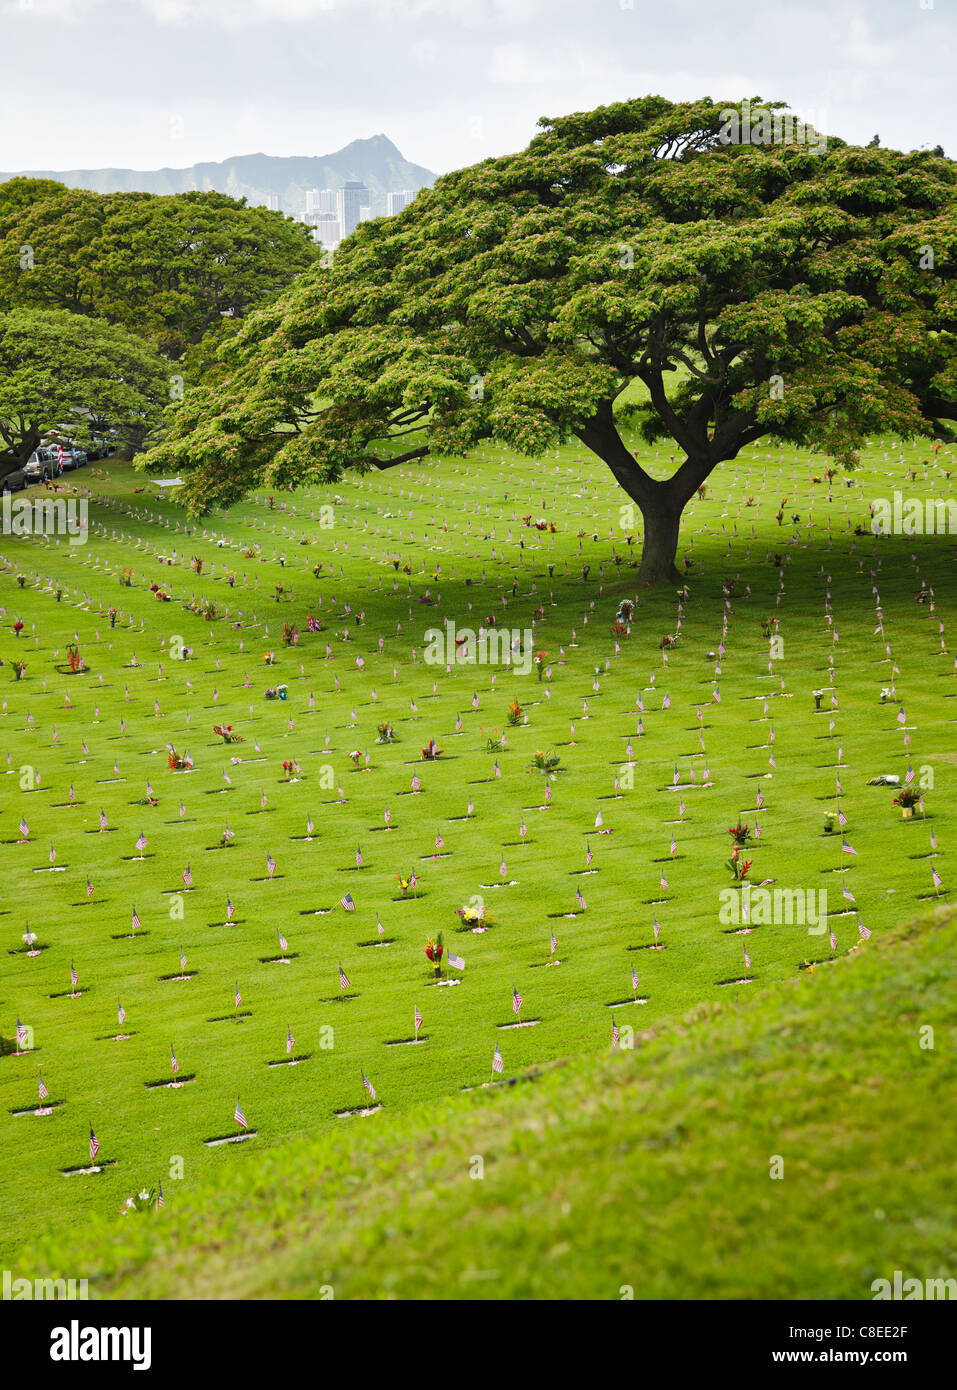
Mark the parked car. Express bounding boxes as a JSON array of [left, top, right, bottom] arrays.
[[2, 469, 28, 493], [58, 446, 88, 471], [24, 449, 62, 482]]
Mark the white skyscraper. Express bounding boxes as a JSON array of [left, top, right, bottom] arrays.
[[387, 190, 415, 216], [337, 181, 371, 239]]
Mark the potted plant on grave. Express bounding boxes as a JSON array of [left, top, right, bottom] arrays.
[[191, 555, 203, 574], [13, 619, 24, 637], [507, 699, 524, 726], [425, 932, 444, 978], [11, 658, 26, 681], [533, 651, 548, 680], [66, 643, 86, 673], [892, 787, 921, 819], [823, 810, 839, 834], [375, 721, 397, 744], [108, 606, 118, 628], [348, 749, 364, 768]]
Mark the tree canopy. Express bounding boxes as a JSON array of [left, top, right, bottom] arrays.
[[144, 96, 957, 582], [0, 307, 170, 478], [0, 187, 319, 362]]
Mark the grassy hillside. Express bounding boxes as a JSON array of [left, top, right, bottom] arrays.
[[0, 434, 953, 1270], [14, 904, 955, 1299]]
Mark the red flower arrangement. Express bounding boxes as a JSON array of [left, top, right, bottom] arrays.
[[421, 740, 443, 760]]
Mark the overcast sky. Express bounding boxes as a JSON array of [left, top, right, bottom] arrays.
[[1, 0, 952, 175]]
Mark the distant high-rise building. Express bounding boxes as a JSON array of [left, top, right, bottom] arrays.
[[337, 181, 370, 239], [306, 188, 338, 215], [387, 190, 415, 216], [259, 193, 280, 212], [306, 211, 341, 245]]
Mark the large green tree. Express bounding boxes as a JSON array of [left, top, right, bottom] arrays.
[[0, 188, 319, 362], [145, 97, 957, 582], [0, 308, 170, 478]]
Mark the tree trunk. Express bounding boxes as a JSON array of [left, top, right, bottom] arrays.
[[638, 494, 683, 586]]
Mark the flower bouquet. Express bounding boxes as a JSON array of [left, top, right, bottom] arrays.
[[167, 747, 193, 771], [506, 699, 524, 726], [213, 724, 245, 744], [375, 721, 398, 744], [727, 820, 751, 846], [726, 847, 753, 881], [348, 749, 364, 768], [529, 749, 560, 773], [11, 658, 26, 681], [425, 932, 444, 978], [421, 739, 443, 760], [264, 684, 288, 701], [893, 787, 921, 818]]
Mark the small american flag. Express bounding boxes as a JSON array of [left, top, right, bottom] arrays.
[[376, 914, 384, 937], [411, 774, 421, 791], [49, 843, 56, 864], [179, 948, 187, 973], [550, 931, 557, 956], [585, 841, 593, 867], [743, 945, 752, 971], [278, 930, 289, 953], [355, 845, 363, 867], [118, 1000, 126, 1026], [136, 832, 147, 851], [575, 887, 586, 910], [226, 896, 235, 921], [338, 964, 351, 991], [19, 816, 29, 838], [384, 807, 391, 825], [467, 796, 474, 817], [234, 1100, 247, 1129], [286, 1027, 295, 1054], [340, 892, 355, 911], [307, 814, 315, 836], [38, 1071, 49, 1101], [659, 872, 668, 891], [156, 1183, 165, 1211], [611, 1017, 620, 1048], [266, 852, 276, 876], [435, 831, 444, 850], [841, 838, 857, 856], [181, 863, 192, 887], [86, 877, 94, 899], [261, 791, 268, 810], [932, 866, 943, 892], [414, 1004, 422, 1036], [235, 983, 242, 1008], [500, 853, 507, 879], [829, 926, 838, 951], [70, 962, 78, 989], [631, 967, 639, 994], [858, 918, 872, 941], [361, 1071, 376, 1101], [171, 1046, 179, 1075], [653, 916, 661, 940], [492, 1045, 503, 1074], [512, 986, 523, 1014], [89, 1127, 100, 1162], [16, 1017, 27, 1048], [131, 906, 141, 932]]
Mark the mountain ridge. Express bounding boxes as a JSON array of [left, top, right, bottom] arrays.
[[0, 134, 436, 218]]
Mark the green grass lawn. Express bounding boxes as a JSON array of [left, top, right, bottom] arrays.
[[11, 904, 956, 1299], [0, 429, 954, 1288]]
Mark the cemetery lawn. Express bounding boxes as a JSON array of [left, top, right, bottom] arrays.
[[12, 903, 957, 1299], [0, 432, 954, 1288]]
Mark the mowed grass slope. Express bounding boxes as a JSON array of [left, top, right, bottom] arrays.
[[13, 905, 956, 1300], [0, 433, 954, 1266]]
